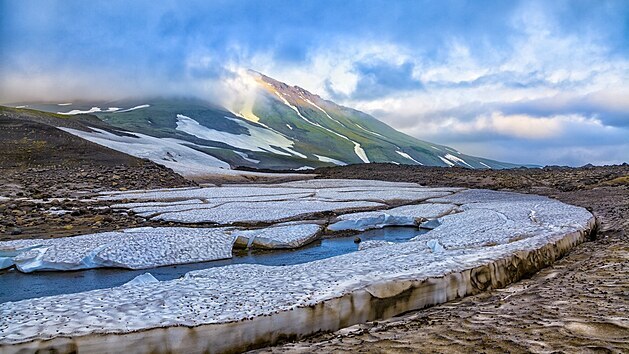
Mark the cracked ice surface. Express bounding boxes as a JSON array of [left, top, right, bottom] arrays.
[[111, 199, 205, 209], [152, 200, 384, 224], [328, 203, 458, 231], [412, 190, 593, 250], [99, 186, 311, 202], [0, 187, 594, 346], [278, 179, 424, 189], [314, 188, 453, 203], [0, 227, 235, 272], [122, 193, 316, 218], [234, 223, 322, 249]]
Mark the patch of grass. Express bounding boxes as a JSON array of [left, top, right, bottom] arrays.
[[603, 175, 629, 186]]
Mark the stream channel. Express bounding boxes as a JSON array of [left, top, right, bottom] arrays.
[[0, 226, 427, 303]]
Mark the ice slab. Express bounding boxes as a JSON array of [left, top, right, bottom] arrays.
[[411, 190, 593, 250], [279, 179, 424, 189], [0, 227, 235, 272], [0, 188, 596, 353], [152, 200, 384, 224], [315, 188, 453, 203], [99, 186, 311, 202], [111, 199, 205, 209], [328, 203, 457, 231], [234, 223, 322, 249], [122, 193, 315, 218], [0, 257, 14, 270]]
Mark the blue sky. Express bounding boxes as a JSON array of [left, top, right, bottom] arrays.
[[1, 0, 627, 165]]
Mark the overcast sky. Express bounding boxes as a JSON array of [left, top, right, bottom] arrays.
[[1, 0, 627, 166]]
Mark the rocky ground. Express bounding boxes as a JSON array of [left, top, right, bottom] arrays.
[[0, 109, 195, 240], [256, 164, 629, 353]]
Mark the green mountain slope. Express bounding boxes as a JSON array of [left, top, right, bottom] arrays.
[[9, 71, 520, 171]]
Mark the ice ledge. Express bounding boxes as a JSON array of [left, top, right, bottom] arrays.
[[0, 227, 235, 272], [0, 217, 597, 354]]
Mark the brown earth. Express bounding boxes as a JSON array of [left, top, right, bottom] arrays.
[[256, 164, 629, 353], [0, 107, 195, 239]]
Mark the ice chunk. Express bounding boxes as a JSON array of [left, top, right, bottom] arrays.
[[2, 227, 235, 273], [124, 273, 159, 286], [328, 203, 457, 231], [233, 223, 321, 249], [420, 219, 441, 230], [0, 257, 14, 269], [426, 239, 445, 253]]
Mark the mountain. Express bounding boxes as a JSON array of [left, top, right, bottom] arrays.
[[0, 106, 193, 189], [7, 71, 519, 176]]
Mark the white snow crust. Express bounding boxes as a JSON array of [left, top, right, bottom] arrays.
[[234, 223, 322, 249], [58, 127, 231, 176], [0, 227, 235, 272]]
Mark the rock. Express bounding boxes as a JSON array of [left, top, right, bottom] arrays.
[[10, 227, 22, 235]]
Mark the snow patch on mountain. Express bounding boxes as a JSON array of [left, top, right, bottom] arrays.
[[353, 143, 370, 163], [445, 153, 473, 168], [59, 127, 231, 176], [234, 151, 260, 164], [479, 161, 492, 169], [355, 123, 385, 138], [439, 156, 455, 166], [396, 151, 423, 165], [57, 107, 102, 115], [175, 114, 303, 158], [315, 154, 347, 165], [115, 104, 150, 113]]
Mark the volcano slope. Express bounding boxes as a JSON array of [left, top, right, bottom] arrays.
[[257, 164, 629, 353]]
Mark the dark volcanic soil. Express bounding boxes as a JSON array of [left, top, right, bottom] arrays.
[[256, 164, 629, 353], [0, 107, 195, 239]]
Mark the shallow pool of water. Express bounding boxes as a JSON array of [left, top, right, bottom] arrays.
[[0, 227, 426, 303]]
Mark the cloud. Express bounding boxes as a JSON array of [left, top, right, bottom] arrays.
[[326, 60, 423, 100], [0, 0, 627, 165]]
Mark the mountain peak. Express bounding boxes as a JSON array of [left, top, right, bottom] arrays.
[[10, 71, 521, 175]]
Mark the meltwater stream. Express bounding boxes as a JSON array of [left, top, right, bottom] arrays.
[[0, 227, 426, 303]]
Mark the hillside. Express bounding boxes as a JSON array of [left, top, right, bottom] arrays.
[[9, 71, 520, 173], [0, 106, 194, 195]]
